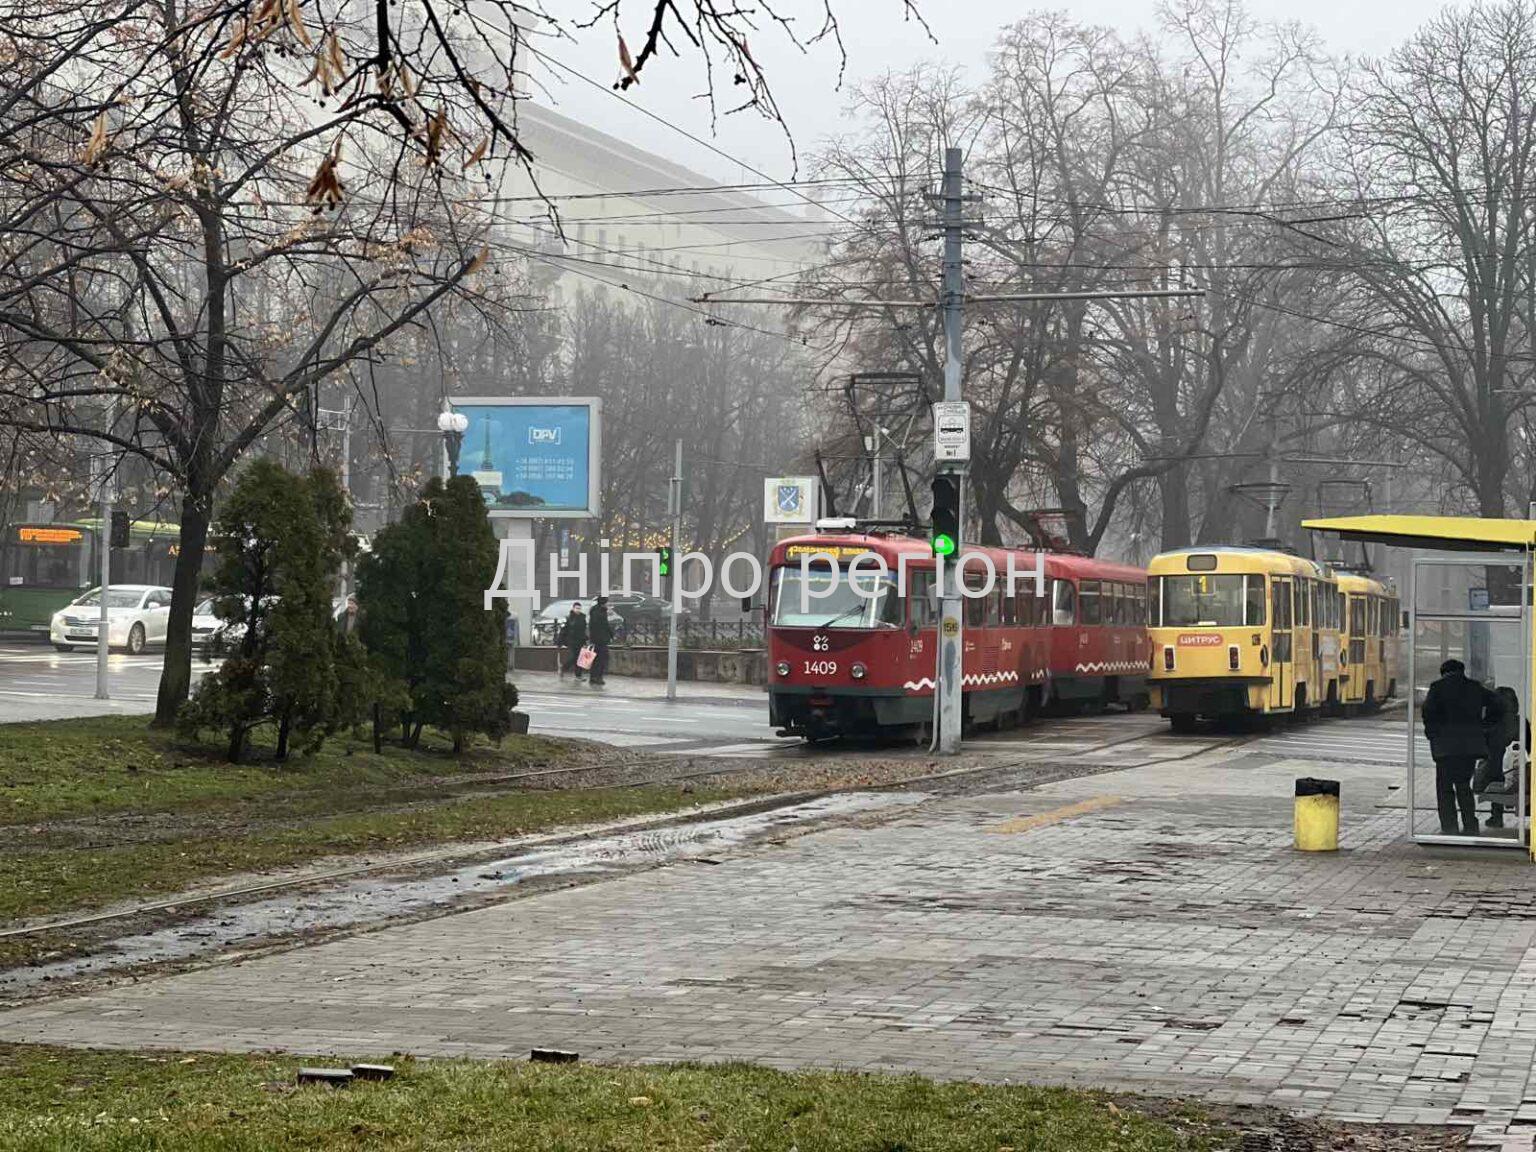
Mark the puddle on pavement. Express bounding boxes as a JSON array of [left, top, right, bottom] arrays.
[[0, 791, 924, 999]]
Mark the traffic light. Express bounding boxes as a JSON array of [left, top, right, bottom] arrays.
[[109, 510, 130, 549], [930, 474, 960, 557], [658, 546, 673, 579]]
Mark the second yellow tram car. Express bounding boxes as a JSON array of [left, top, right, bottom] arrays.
[[1147, 547, 1398, 730]]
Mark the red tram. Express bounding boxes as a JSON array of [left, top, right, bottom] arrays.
[[765, 531, 1149, 739]]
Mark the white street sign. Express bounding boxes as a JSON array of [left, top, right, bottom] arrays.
[[932, 401, 971, 463]]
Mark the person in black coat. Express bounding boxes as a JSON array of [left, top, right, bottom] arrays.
[[1423, 659, 1502, 835], [588, 596, 613, 687], [558, 602, 587, 681]]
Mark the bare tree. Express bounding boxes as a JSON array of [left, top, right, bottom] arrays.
[[1340, 0, 1536, 519]]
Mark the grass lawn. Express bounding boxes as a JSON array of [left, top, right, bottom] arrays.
[[0, 716, 740, 925], [0, 1045, 1219, 1151]]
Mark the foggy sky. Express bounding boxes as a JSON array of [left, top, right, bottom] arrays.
[[532, 0, 1450, 187]]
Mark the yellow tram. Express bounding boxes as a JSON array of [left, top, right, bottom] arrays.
[[1336, 572, 1401, 710], [1146, 547, 1397, 730]]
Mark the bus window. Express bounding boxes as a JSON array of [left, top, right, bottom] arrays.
[[1052, 580, 1076, 625], [1080, 580, 1101, 625]]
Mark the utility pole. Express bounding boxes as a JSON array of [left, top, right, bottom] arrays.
[[95, 402, 114, 700], [933, 145, 968, 755], [1263, 456, 1281, 541], [864, 426, 886, 520], [665, 438, 683, 702]]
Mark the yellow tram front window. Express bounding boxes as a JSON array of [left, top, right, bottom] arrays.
[[1155, 573, 1266, 628]]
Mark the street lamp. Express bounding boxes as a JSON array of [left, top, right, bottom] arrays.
[[437, 409, 469, 476]]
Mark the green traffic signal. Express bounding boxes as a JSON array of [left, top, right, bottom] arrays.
[[931, 533, 957, 557], [659, 546, 672, 578]]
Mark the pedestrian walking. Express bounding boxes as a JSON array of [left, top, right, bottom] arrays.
[[558, 602, 587, 681], [588, 596, 612, 686], [1423, 658, 1502, 836]]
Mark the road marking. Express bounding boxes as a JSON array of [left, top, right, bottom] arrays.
[[986, 796, 1122, 834]]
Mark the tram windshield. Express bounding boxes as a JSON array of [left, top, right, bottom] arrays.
[[771, 567, 904, 629], [1155, 574, 1266, 627]]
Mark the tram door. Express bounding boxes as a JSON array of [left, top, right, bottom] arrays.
[[1270, 577, 1293, 711], [1407, 555, 1529, 848]]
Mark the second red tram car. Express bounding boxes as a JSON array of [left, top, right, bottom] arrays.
[[765, 531, 1149, 739]]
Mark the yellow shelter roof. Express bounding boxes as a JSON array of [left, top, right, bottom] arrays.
[[1302, 514, 1536, 553]]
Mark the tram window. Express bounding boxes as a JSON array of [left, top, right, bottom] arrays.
[[1079, 580, 1101, 625], [1160, 574, 1246, 626], [771, 566, 902, 629], [1149, 578, 1161, 627], [1272, 581, 1291, 630], [1348, 595, 1365, 636], [1020, 586, 1047, 626], [1052, 580, 1076, 625], [1135, 584, 1148, 625], [1245, 576, 1266, 626], [1000, 587, 1017, 626], [1299, 581, 1311, 628], [910, 570, 938, 627]]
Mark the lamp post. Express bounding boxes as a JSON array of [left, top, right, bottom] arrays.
[[437, 408, 469, 477]]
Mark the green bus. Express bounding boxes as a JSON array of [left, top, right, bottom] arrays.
[[0, 519, 184, 636]]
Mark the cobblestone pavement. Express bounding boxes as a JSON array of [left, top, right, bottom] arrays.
[[6, 715, 1536, 1147]]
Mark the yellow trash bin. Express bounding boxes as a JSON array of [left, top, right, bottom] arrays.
[[1294, 777, 1339, 852]]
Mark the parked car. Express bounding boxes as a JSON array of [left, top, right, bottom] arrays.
[[50, 584, 172, 654], [196, 594, 354, 660], [603, 592, 675, 628]]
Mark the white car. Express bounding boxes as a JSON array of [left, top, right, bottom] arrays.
[[50, 585, 173, 654]]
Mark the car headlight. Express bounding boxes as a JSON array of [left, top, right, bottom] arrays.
[[775, 660, 791, 677], [851, 662, 867, 679]]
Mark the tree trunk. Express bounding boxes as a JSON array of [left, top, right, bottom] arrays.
[[409, 719, 424, 749], [1159, 466, 1192, 550], [275, 711, 291, 760], [226, 724, 245, 763], [154, 487, 213, 725], [372, 703, 384, 754]]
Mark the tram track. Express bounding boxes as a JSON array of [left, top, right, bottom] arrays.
[[0, 719, 1253, 947]]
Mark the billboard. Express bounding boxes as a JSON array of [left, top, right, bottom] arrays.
[[448, 396, 601, 519]]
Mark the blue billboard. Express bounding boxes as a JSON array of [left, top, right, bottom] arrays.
[[449, 397, 602, 518]]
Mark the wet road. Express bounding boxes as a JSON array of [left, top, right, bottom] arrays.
[[0, 642, 172, 720]]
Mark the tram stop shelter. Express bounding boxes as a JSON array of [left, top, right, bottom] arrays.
[[1304, 514, 1536, 856]]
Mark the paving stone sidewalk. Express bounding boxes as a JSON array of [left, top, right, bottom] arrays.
[[5, 732, 1536, 1147]]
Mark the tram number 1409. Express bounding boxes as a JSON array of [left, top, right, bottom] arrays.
[[803, 660, 838, 676]]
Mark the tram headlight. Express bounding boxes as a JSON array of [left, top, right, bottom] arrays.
[[775, 660, 791, 677], [851, 662, 868, 680]]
